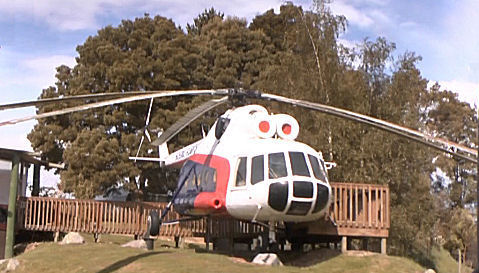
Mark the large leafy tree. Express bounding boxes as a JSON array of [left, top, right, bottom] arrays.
[[28, 12, 273, 198], [29, 15, 209, 198]]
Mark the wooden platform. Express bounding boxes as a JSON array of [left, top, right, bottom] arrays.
[[300, 182, 389, 238], [14, 182, 389, 248]]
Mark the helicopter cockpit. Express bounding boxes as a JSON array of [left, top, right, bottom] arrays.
[[231, 149, 331, 221]]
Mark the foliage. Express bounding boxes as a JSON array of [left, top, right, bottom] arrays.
[[443, 207, 477, 268], [186, 8, 224, 36]]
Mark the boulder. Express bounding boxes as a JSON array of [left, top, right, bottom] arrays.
[[252, 253, 283, 266], [121, 240, 147, 249], [424, 270, 436, 273], [6, 258, 20, 271], [60, 232, 85, 245]]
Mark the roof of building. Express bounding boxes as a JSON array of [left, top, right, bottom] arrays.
[[0, 147, 63, 168]]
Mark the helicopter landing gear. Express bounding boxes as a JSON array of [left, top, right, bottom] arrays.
[[259, 221, 280, 252], [147, 210, 160, 236], [144, 210, 160, 250]]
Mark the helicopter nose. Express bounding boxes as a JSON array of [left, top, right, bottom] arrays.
[[312, 183, 329, 213], [267, 181, 329, 215], [268, 182, 288, 211]]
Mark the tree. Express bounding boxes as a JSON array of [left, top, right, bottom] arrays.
[[186, 8, 224, 36], [28, 12, 273, 198], [28, 15, 210, 198], [444, 207, 476, 267], [424, 83, 477, 208]]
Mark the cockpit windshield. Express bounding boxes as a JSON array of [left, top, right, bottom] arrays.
[[239, 151, 328, 186], [308, 154, 327, 182], [268, 152, 287, 179], [289, 151, 310, 177], [251, 155, 264, 185]]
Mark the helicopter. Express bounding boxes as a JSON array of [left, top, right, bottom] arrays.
[[134, 103, 333, 238], [1, 88, 477, 249]]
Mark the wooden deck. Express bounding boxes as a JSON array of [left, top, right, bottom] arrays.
[[15, 182, 389, 243], [306, 182, 390, 238]]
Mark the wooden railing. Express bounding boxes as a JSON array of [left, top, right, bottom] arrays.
[[16, 182, 389, 238], [330, 182, 390, 231], [17, 197, 206, 237]]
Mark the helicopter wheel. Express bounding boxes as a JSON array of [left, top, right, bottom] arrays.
[[147, 210, 160, 237]]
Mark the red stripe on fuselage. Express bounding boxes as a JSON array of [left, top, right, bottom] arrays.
[[189, 154, 230, 215]]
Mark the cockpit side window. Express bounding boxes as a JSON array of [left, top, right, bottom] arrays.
[[179, 160, 217, 193], [289, 152, 310, 177], [235, 157, 247, 186], [251, 155, 264, 185], [198, 165, 217, 192], [308, 154, 327, 182], [268, 152, 287, 179]]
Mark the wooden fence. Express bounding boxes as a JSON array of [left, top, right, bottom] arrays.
[[304, 182, 390, 238], [17, 198, 206, 237], [16, 182, 389, 239], [331, 183, 389, 229]]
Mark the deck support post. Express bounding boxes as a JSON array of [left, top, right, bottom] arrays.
[[362, 238, 368, 251], [32, 164, 40, 197], [174, 236, 180, 248], [205, 216, 211, 252], [145, 238, 154, 250], [5, 153, 19, 259], [381, 238, 387, 255], [341, 236, 347, 253]]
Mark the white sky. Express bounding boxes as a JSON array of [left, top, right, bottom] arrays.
[[0, 0, 477, 188]]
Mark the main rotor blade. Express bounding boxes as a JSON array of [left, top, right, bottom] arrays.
[[0, 89, 229, 127], [151, 96, 229, 146], [0, 91, 165, 111], [262, 93, 478, 164]]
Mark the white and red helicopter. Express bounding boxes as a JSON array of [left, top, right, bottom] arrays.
[[135, 103, 333, 232], [1, 88, 477, 248]]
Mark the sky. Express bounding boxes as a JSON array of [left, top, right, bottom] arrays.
[[0, 0, 478, 188]]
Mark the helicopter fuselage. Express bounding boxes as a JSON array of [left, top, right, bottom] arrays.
[[170, 105, 332, 223]]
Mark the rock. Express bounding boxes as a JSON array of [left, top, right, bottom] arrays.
[[24, 242, 40, 253], [252, 253, 283, 266], [6, 258, 19, 271], [424, 270, 436, 273], [60, 232, 85, 245], [121, 240, 147, 249]]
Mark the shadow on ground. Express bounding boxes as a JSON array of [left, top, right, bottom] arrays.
[[194, 245, 341, 267], [96, 251, 170, 273]]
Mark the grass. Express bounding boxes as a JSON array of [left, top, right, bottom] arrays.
[[1, 234, 428, 273]]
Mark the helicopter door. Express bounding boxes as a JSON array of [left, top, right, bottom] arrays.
[[226, 156, 258, 220]]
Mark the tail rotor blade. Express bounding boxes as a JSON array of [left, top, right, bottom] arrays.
[[135, 98, 155, 160], [145, 130, 152, 142], [135, 135, 145, 161]]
